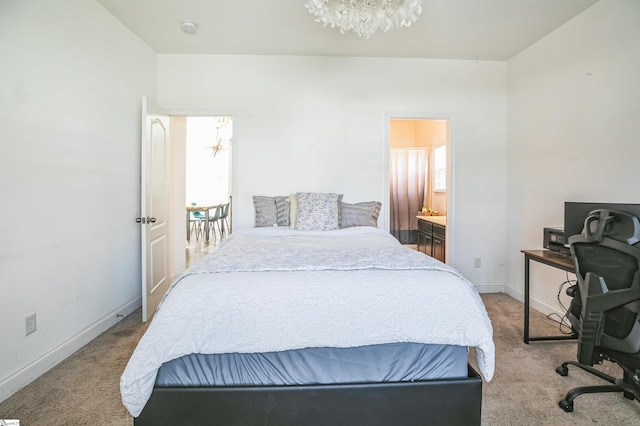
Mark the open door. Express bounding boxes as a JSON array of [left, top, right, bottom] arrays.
[[139, 96, 171, 322]]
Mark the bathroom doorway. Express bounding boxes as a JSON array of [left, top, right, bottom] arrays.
[[389, 118, 449, 246]]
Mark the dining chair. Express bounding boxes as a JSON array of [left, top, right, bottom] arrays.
[[190, 202, 206, 241], [219, 202, 230, 237], [207, 205, 223, 242]]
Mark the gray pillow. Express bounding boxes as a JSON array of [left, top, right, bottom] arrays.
[[253, 196, 277, 227], [253, 196, 290, 227], [275, 197, 290, 227], [295, 192, 343, 231], [340, 201, 382, 228]]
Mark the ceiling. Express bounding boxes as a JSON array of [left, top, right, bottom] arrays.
[[96, 0, 599, 61]]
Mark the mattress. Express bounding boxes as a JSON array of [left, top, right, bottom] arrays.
[[121, 226, 495, 417], [155, 343, 468, 387]]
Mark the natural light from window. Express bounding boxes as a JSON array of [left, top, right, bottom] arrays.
[[434, 145, 446, 192]]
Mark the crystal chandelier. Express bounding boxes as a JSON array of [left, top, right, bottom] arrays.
[[305, 0, 423, 39]]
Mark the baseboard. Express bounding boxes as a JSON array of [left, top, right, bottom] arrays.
[[0, 296, 142, 403], [503, 284, 522, 302], [503, 284, 566, 318], [474, 283, 504, 294]]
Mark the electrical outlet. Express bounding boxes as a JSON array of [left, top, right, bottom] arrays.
[[25, 313, 37, 336], [474, 257, 481, 268]]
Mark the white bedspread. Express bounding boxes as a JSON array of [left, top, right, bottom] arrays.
[[120, 227, 495, 417]]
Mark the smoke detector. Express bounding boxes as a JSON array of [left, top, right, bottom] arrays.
[[181, 20, 198, 34]]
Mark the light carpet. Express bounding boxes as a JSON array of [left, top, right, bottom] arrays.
[[1, 293, 639, 425]]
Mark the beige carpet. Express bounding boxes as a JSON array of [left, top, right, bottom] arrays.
[[1, 293, 639, 425]]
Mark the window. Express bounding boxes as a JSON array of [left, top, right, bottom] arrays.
[[434, 145, 446, 191]]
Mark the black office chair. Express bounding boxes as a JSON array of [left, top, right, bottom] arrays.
[[556, 208, 640, 412]]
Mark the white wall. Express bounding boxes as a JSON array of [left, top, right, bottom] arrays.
[[505, 0, 640, 315], [158, 55, 508, 288], [185, 117, 231, 207], [169, 116, 187, 274], [0, 0, 157, 401], [13, 0, 623, 405]]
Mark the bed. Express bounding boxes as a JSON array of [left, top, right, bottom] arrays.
[[121, 195, 494, 425]]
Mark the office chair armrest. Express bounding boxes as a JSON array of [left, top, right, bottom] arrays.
[[579, 271, 640, 315], [566, 284, 579, 297]]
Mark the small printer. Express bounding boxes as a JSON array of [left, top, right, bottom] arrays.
[[543, 227, 569, 254]]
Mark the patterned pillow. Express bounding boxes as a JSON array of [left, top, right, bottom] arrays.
[[253, 196, 290, 227], [340, 201, 382, 228], [295, 192, 343, 231]]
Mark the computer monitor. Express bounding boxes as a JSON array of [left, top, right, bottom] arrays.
[[564, 202, 640, 241]]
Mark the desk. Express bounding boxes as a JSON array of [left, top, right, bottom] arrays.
[[186, 205, 218, 242], [521, 249, 577, 344]]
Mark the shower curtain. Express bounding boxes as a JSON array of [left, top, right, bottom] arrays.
[[390, 149, 428, 244]]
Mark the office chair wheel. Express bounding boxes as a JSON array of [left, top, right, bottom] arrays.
[[559, 399, 573, 412], [556, 365, 569, 376]]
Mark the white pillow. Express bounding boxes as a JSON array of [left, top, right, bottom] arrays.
[[294, 192, 342, 231], [289, 194, 298, 230]]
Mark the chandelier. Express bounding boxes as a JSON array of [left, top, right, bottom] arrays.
[[305, 0, 423, 39], [205, 117, 232, 158]]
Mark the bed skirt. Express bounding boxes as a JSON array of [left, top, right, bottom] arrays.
[[134, 365, 482, 426]]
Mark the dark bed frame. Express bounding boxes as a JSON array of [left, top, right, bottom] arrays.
[[134, 365, 482, 426]]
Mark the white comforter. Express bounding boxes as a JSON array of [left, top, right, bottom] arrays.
[[121, 227, 495, 417]]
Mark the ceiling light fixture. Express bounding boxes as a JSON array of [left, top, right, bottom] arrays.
[[181, 20, 198, 34], [205, 117, 232, 158], [305, 0, 423, 39]]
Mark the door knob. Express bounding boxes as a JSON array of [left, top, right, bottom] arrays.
[[136, 217, 146, 224], [148, 217, 157, 223]]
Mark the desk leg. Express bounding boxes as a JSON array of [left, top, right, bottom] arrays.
[[524, 256, 530, 344], [205, 216, 210, 242], [186, 210, 190, 243], [522, 253, 576, 343]]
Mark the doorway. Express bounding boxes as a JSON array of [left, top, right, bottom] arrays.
[[389, 118, 449, 253], [184, 116, 233, 266]]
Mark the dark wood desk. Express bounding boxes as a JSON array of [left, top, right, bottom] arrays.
[[521, 249, 577, 344]]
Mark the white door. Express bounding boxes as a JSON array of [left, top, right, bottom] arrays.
[[140, 96, 170, 322]]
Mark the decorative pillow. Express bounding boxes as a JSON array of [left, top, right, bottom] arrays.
[[275, 197, 290, 227], [253, 196, 290, 227], [340, 201, 382, 228], [294, 192, 343, 231], [289, 194, 298, 230], [253, 196, 277, 227]]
